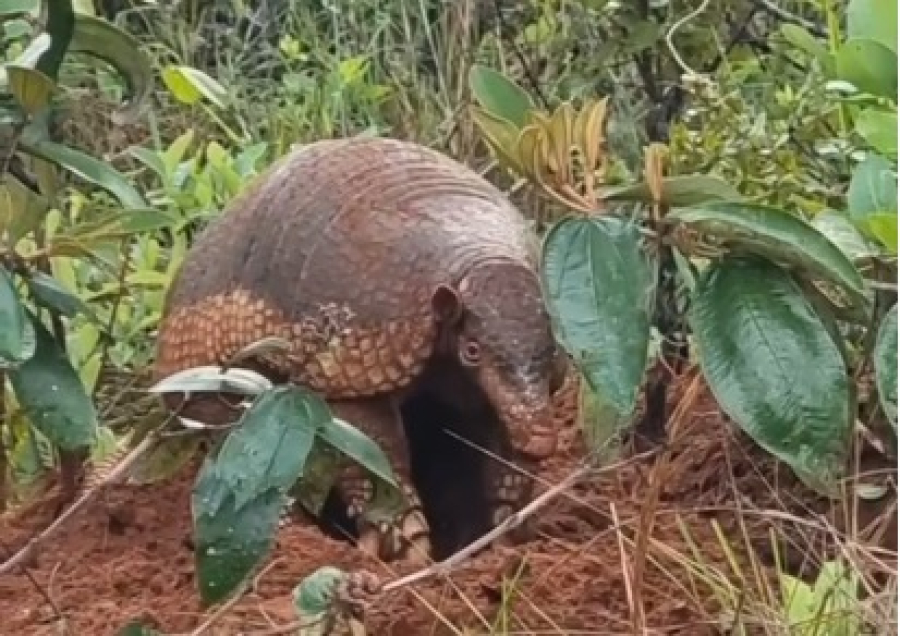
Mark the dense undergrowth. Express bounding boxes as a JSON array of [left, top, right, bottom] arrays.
[[0, 0, 896, 633]]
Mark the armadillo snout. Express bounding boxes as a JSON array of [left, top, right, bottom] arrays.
[[501, 398, 558, 461]]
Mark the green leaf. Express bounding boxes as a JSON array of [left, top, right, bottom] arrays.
[[116, 619, 162, 636], [846, 0, 897, 53], [599, 175, 743, 207], [0, 0, 38, 16], [666, 203, 868, 306], [67, 14, 155, 120], [8, 310, 98, 450], [162, 65, 228, 108], [780, 23, 836, 75], [318, 416, 397, 488], [847, 153, 897, 218], [835, 39, 898, 99], [690, 257, 852, 489], [865, 213, 898, 253], [468, 65, 534, 129], [5, 64, 55, 115], [292, 566, 347, 632], [810, 211, 880, 262], [192, 470, 283, 606], [0, 265, 33, 367], [26, 270, 90, 318], [541, 216, 653, 416], [212, 386, 329, 511], [19, 135, 147, 208], [854, 107, 898, 157], [874, 303, 897, 430]]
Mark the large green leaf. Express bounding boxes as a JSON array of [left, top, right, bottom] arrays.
[[846, 154, 898, 218], [468, 64, 534, 129], [874, 303, 897, 431], [211, 386, 329, 511], [846, 0, 897, 53], [835, 39, 898, 99], [19, 135, 147, 208], [779, 24, 836, 76], [541, 216, 653, 416], [67, 13, 154, 119], [666, 202, 868, 306], [8, 310, 98, 449], [854, 107, 898, 158], [26, 270, 92, 319], [690, 257, 853, 487], [0, 265, 34, 367], [599, 175, 743, 207], [192, 467, 283, 606], [318, 416, 397, 487], [810, 211, 880, 263]]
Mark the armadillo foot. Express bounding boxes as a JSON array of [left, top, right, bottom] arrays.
[[345, 475, 432, 565], [486, 463, 538, 545], [327, 397, 432, 564]]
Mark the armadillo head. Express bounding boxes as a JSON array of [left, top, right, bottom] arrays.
[[430, 259, 566, 461]]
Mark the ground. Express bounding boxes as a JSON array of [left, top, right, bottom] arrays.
[[0, 371, 896, 635]]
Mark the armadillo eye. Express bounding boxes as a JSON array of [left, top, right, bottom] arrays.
[[461, 340, 481, 365]]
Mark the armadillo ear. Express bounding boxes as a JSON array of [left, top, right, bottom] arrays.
[[431, 284, 463, 324]]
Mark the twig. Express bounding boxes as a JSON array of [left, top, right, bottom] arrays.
[[0, 431, 160, 575], [383, 458, 594, 592]]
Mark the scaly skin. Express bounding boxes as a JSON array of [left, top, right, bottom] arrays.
[[154, 137, 561, 562]]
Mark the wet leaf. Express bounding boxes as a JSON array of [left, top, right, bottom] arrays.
[[690, 257, 852, 491], [5, 64, 55, 115], [874, 303, 897, 430], [541, 216, 653, 416], [213, 386, 331, 510], [0, 265, 33, 368], [318, 417, 397, 488], [835, 39, 897, 99], [8, 310, 98, 449], [468, 65, 534, 128], [599, 174, 742, 207], [666, 202, 868, 307], [192, 465, 283, 606], [18, 136, 146, 209]]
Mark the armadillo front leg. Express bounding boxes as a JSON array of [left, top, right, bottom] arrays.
[[327, 397, 432, 564]]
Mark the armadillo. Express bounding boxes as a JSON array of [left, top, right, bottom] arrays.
[[153, 136, 565, 562]]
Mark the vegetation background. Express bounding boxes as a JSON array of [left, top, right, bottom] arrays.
[[0, 0, 896, 634]]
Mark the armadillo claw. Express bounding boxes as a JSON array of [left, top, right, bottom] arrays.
[[342, 475, 432, 564], [486, 466, 537, 544]]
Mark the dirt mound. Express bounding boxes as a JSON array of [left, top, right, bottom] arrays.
[[1, 376, 895, 635]]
